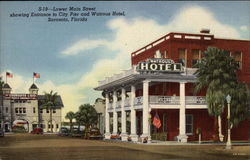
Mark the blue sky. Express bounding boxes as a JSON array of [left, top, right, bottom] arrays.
[[0, 1, 249, 118]]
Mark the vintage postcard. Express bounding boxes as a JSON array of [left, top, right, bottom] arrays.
[[0, 1, 249, 160]]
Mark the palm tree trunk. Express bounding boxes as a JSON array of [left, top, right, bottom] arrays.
[[50, 108, 53, 132], [213, 116, 219, 142], [70, 119, 72, 132]]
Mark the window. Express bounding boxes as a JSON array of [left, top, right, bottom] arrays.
[[33, 107, 36, 113], [23, 108, 26, 114], [163, 50, 168, 58], [178, 48, 186, 67], [186, 114, 193, 135], [53, 109, 56, 113], [40, 109, 43, 113], [56, 124, 59, 128], [46, 109, 49, 113], [15, 108, 18, 114], [5, 107, 8, 113], [19, 108, 22, 114], [233, 51, 242, 69], [48, 124, 50, 129], [192, 49, 200, 68]]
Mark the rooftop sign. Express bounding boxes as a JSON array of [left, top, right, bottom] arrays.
[[137, 58, 183, 73]]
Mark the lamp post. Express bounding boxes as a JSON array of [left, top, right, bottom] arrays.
[[225, 94, 232, 149]]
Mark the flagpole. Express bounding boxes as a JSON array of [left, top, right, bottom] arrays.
[[6, 74, 7, 84]]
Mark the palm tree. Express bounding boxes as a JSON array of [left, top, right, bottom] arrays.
[[65, 111, 75, 132], [42, 90, 59, 132], [77, 104, 98, 138], [194, 47, 239, 141]]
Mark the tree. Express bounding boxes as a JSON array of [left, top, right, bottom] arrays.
[[42, 90, 59, 132], [194, 47, 242, 141], [65, 111, 75, 132], [77, 104, 98, 138]]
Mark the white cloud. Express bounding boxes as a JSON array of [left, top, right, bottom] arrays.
[[61, 39, 108, 56], [168, 5, 241, 38], [240, 25, 248, 31]]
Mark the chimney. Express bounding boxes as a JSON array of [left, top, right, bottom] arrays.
[[200, 29, 210, 34]]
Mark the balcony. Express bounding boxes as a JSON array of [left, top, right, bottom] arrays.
[[107, 96, 206, 112]]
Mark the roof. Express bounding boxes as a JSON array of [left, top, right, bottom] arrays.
[[38, 95, 64, 109], [3, 83, 11, 89], [30, 83, 38, 89]]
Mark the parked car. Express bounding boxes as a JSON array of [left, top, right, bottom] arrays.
[[86, 128, 103, 140], [70, 128, 84, 138], [0, 128, 4, 137], [31, 128, 43, 134], [58, 127, 69, 136]]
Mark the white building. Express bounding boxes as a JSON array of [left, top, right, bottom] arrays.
[[94, 98, 105, 134], [0, 83, 64, 133]]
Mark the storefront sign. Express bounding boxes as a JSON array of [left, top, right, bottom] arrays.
[[4, 94, 37, 100], [137, 58, 183, 72]]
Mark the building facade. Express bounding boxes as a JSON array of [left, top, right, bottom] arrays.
[[0, 83, 64, 133], [94, 98, 105, 134], [95, 30, 250, 142]]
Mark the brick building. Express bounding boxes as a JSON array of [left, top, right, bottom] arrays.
[[95, 30, 250, 142]]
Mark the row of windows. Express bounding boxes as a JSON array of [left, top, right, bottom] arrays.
[[15, 108, 26, 114], [0, 107, 57, 114], [155, 49, 242, 69]]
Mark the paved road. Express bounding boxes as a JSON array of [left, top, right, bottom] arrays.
[[0, 134, 249, 160]]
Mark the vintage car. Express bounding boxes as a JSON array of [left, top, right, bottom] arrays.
[[0, 128, 4, 137], [31, 128, 43, 134], [70, 128, 84, 138], [86, 128, 103, 140], [58, 127, 70, 136]]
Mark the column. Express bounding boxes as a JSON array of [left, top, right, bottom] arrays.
[[130, 85, 138, 142], [141, 80, 150, 141], [112, 91, 118, 135], [177, 82, 188, 142], [218, 115, 224, 142], [121, 88, 127, 141], [105, 93, 111, 139]]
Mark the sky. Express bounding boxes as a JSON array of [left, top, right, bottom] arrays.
[[0, 1, 249, 120]]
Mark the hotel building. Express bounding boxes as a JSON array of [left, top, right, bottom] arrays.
[[0, 83, 64, 133], [95, 30, 250, 142]]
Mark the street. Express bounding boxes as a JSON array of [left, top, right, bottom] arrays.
[[0, 134, 249, 160]]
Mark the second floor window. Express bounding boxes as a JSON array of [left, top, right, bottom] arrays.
[[192, 49, 200, 68], [178, 48, 186, 67], [233, 51, 242, 69]]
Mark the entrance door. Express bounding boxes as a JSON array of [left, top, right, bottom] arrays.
[[5, 124, 9, 132]]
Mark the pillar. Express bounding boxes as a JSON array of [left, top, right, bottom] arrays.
[[121, 88, 128, 141], [112, 91, 118, 135], [218, 115, 224, 142], [105, 93, 111, 139], [141, 80, 150, 141], [130, 85, 138, 142], [177, 82, 188, 142]]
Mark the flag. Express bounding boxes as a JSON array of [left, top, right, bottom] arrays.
[[33, 72, 40, 78], [153, 112, 161, 129], [6, 72, 13, 78]]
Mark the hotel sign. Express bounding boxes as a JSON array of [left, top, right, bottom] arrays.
[[137, 58, 183, 73]]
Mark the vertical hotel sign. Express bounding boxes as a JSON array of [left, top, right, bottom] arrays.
[[136, 58, 183, 73]]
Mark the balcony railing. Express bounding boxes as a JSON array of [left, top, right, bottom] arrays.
[[185, 96, 206, 104], [150, 96, 180, 105], [107, 96, 206, 110], [134, 96, 143, 105]]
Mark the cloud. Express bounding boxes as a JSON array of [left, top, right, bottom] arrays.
[[168, 5, 241, 38], [61, 39, 108, 56], [240, 25, 248, 31]]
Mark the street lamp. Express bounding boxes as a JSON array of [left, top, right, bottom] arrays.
[[225, 94, 231, 149]]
